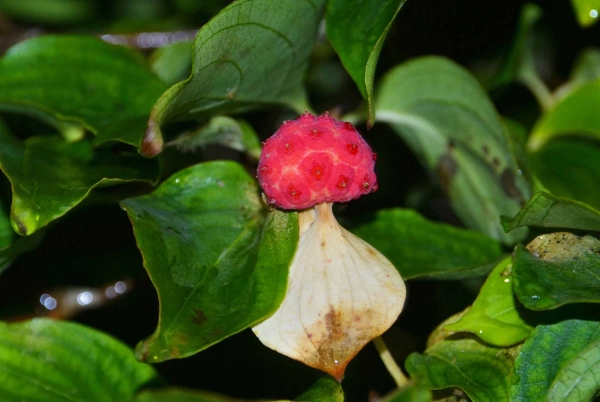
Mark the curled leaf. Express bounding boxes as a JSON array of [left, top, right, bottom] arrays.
[[253, 203, 405, 380]]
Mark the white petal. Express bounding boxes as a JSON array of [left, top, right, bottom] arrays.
[[253, 203, 406, 380]]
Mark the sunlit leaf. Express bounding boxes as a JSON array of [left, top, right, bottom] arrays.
[[529, 139, 600, 211], [376, 57, 530, 244], [502, 191, 600, 233], [0, 318, 157, 402], [123, 161, 298, 362], [511, 319, 600, 401], [0, 127, 158, 235], [0, 35, 167, 147], [326, 0, 407, 127], [167, 116, 261, 160], [141, 0, 326, 157], [528, 80, 600, 151], [352, 208, 503, 279], [513, 234, 600, 310], [149, 41, 193, 86], [570, 0, 600, 27], [445, 257, 533, 346], [406, 333, 518, 402]]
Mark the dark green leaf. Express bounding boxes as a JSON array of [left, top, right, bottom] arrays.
[[570, 0, 600, 27], [141, 0, 326, 157], [445, 257, 533, 346], [0, 127, 158, 235], [501, 191, 600, 232], [326, 0, 407, 127], [511, 319, 600, 401], [0, 318, 157, 402], [379, 382, 432, 402], [134, 388, 242, 402], [529, 139, 600, 211], [0, 197, 12, 249], [548, 339, 600, 401], [167, 116, 261, 160], [149, 42, 193, 86], [376, 57, 531, 244], [406, 334, 518, 402], [567, 48, 600, 88], [123, 161, 298, 362], [0, 35, 167, 147], [352, 208, 503, 279], [513, 235, 600, 310], [528, 80, 600, 151], [294, 376, 344, 402], [0, 0, 94, 25]]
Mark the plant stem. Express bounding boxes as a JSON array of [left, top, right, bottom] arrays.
[[518, 71, 553, 112], [373, 336, 409, 388]]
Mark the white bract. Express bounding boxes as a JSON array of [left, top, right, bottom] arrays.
[[253, 203, 406, 380]]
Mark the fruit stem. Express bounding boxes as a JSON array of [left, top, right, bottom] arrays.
[[373, 336, 409, 388]]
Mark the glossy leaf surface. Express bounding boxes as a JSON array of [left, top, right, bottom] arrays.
[[511, 319, 600, 401], [123, 162, 297, 362], [445, 257, 533, 346], [406, 334, 517, 402], [376, 57, 530, 244], [352, 208, 503, 279], [513, 234, 600, 310], [529, 139, 600, 211], [326, 0, 407, 127], [142, 0, 326, 157], [0, 35, 166, 147], [502, 191, 600, 233], [0, 318, 157, 402], [528, 80, 600, 151], [168, 116, 261, 160], [0, 128, 157, 235]]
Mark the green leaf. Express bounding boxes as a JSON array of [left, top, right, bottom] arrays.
[[122, 161, 298, 362], [379, 382, 432, 402], [501, 191, 600, 233], [548, 339, 600, 402], [141, 0, 326, 157], [445, 257, 533, 346], [529, 139, 600, 211], [406, 334, 518, 402], [511, 319, 600, 401], [326, 0, 407, 128], [512, 235, 600, 310], [167, 116, 262, 160], [376, 57, 531, 244], [0, 0, 94, 25], [0, 127, 157, 235], [0, 35, 167, 148], [351, 208, 504, 280], [134, 388, 242, 402], [0, 318, 157, 402], [528, 80, 600, 151], [294, 376, 344, 402], [149, 41, 193, 86], [570, 0, 600, 27], [567, 48, 600, 88]]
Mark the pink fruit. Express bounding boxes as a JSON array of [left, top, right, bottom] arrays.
[[257, 112, 377, 209]]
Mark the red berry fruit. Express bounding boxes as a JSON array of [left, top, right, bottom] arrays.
[[257, 112, 377, 209]]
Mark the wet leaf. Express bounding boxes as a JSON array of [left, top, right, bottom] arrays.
[[326, 0, 407, 127], [253, 204, 405, 381], [511, 319, 600, 401], [141, 0, 326, 157], [352, 208, 504, 280], [570, 0, 600, 27], [0, 318, 157, 402], [294, 376, 344, 402], [501, 191, 600, 233], [167, 116, 261, 160], [406, 333, 518, 402], [513, 234, 600, 310], [376, 57, 531, 244], [0, 127, 158, 235], [0, 35, 167, 147], [122, 161, 298, 362], [445, 257, 533, 346], [149, 41, 193, 86], [529, 139, 600, 211], [528, 80, 600, 151]]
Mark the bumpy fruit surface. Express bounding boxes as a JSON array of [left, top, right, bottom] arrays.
[[257, 112, 377, 209]]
